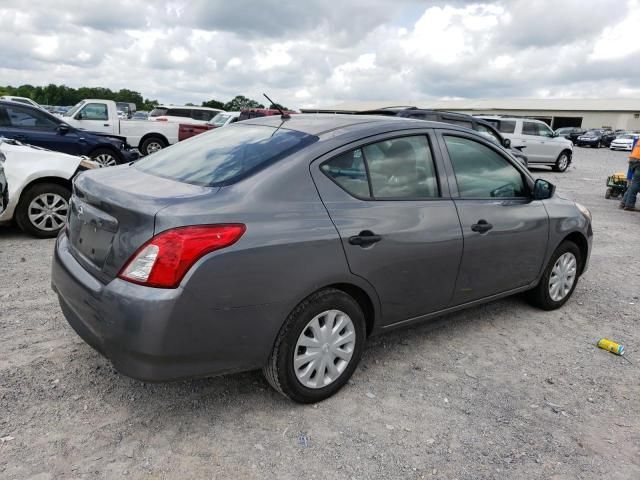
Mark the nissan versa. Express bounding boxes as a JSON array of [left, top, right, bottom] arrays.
[[51, 115, 593, 403]]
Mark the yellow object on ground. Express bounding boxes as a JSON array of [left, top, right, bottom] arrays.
[[597, 338, 625, 355]]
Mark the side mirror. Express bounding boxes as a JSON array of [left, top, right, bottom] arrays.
[[57, 124, 70, 135], [503, 138, 511, 149], [75, 111, 84, 120], [533, 179, 555, 200]]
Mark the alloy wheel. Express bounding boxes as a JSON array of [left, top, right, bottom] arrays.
[[557, 154, 568, 171], [294, 309, 356, 389], [146, 142, 163, 154], [94, 153, 117, 167], [548, 252, 577, 301], [28, 193, 68, 232]]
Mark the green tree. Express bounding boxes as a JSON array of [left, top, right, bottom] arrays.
[[201, 99, 225, 110], [268, 103, 289, 111], [223, 95, 264, 111]]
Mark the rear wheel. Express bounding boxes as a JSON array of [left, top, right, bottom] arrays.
[[527, 241, 581, 310], [605, 187, 612, 199], [15, 183, 70, 238], [263, 289, 366, 403], [140, 136, 166, 156]]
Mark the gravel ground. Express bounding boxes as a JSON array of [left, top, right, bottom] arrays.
[[1, 146, 638, 480]]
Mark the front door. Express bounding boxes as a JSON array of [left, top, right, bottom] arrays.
[[0, 104, 82, 155], [74, 102, 113, 134], [311, 132, 463, 326], [438, 132, 549, 304]]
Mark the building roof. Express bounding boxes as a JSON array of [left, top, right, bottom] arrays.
[[300, 98, 640, 113]]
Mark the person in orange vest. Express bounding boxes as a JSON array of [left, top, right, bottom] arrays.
[[620, 138, 640, 211]]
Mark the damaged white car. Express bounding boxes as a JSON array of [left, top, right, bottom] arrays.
[[0, 138, 98, 237]]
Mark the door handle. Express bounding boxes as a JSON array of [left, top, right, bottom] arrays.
[[103, 124, 110, 127], [349, 230, 382, 247], [471, 220, 493, 234]]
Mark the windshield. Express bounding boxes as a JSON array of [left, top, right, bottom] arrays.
[[136, 124, 318, 187], [64, 101, 86, 117], [618, 134, 634, 139], [209, 113, 234, 127], [586, 130, 603, 135]]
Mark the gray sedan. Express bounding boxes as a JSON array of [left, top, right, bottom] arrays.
[[51, 114, 593, 403]]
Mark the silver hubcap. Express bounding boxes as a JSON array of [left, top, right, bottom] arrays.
[[294, 309, 356, 389], [558, 155, 568, 170], [146, 142, 163, 154], [94, 153, 117, 167], [28, 193, 68, 231], [549, 252, 577, 301]]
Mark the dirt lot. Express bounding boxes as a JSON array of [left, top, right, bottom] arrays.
[[1, 146, 639, 480]]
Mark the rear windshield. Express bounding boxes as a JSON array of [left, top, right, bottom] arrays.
[[136, 124, 318, 187], [149, 108, 168, 117]]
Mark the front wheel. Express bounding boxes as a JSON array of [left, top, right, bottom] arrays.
[[553, 152, 570, 172], [90, 148, 120, 167], [527, 241, 581, 310], [263, 289, 366, 403], [15, 183, 71, 238]]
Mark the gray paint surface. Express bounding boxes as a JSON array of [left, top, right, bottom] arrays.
[[52, 114, 592, 381]]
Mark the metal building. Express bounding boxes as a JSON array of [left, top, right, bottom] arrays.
[[300, 99, 640, 131]]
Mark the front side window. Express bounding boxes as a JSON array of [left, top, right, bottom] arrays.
[[321, 135, 439, 200], [444, 135, 527, 199], [5, 105, 58, 129], [136, 124, 317, 187], [80, 103, 108, 121], [192, 109, 216, 121], [522, 121, 539, 136], [537, 123, 554, 137]]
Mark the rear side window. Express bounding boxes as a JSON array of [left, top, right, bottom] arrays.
[[166, 108, 191, 118], [444, 136, 527, 199], [497, 120, 516, 134], [321, 149, 370, 198], [136, 124, 317, 187], [321, 135, 439, 199]]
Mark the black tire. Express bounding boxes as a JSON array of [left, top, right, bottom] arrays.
[[263, 288, 366, 403], [605, 187, 612, 199], [15, 183, 71, 238], [527, 241, 581, 311], [552, 151, 570, 172], [90, 147, 122, 167], [140, 136, 167, 156]]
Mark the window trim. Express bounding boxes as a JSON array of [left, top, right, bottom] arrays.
[[318, 132, 443, 202], [436, 130, 534, 201]]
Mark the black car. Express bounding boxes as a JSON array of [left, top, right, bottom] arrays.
[[356, 107, 529, 167], [575, 129, 616, 148], [0, 101, 138, 166], [555, 127, 586, 144]]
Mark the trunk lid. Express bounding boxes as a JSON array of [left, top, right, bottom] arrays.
[[68, 165, 215, 283]]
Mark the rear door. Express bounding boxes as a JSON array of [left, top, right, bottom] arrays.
[[436, 131, 548, 304], [311, 131, 463, 326]]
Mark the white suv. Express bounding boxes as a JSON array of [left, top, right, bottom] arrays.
[[149, 105, 223, 125], [476, 116, 574, 172]]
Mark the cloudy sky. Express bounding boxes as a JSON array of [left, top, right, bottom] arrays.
[[1, 0, 639, 108]]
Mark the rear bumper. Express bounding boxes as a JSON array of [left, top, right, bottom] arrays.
[[51, 232, 285, 381]]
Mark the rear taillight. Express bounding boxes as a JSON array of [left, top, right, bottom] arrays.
[[118, 224, 246, 288]]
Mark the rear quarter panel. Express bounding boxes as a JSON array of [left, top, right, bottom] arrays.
[[0, 146, 79, 221], [119, 120, 180, 147]]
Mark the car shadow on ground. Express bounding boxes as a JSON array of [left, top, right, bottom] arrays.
[[71, 293, 537, 414]]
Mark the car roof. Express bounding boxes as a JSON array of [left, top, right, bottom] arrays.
[[239, 113, 478, 137], [155, 105, 222, 111]]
